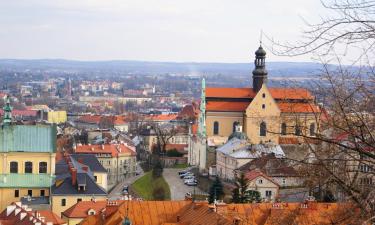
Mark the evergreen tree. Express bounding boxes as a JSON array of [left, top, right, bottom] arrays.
[[232, 172, 251, 203], [208, 176, 224, 203], [244, 190, 261, 203]]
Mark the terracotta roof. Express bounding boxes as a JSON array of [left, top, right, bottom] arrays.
[[77, 115, 102, 124], [206, 87, 314, 100], [145, 114, 178, 121], [38, 210, 66, 225], [62, 200, 123, 218], [277, 102, 321, 113], [0, 109, 38, 117], [279, 137, 319, 145], [244, 169, 280, 187], [206, 101, 249, 112], [206, 87, 256, 98], [75, 144, 136, 157]]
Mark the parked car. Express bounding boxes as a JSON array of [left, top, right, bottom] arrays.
[[180, 172, 194, 178], [183, 175, 195, 180], [178, 169, 190, 175], [185, 180, 198, 186], [122, 185, 129, 194], [184, 178, 198, 184]]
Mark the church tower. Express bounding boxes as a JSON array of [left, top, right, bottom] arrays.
[[252, 45, 268, 92]]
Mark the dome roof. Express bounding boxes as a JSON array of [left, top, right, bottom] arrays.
[[255, 45, 266, 57]]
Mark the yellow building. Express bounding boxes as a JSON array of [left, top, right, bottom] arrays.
[[0, 121, 56, 210], [51, 154, 107, 217], [48, 111, 68, 124], [203, 45, 321, 146]]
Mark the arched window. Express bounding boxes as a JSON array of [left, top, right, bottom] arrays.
[[232, 121, 239, 133], [10, 162, 18, 173], [310, 123, 316, 136], [281, 123, 287, 135], [213, 121, 219, 135], [39, 162, 47, 174], [295, 124, 301, 136], [260, 122, 267, 136], [25, 162, 33, 173]]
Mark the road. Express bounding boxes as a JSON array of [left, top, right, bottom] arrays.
[[108, 163, 144, 200], [163, 168, 205, 200]]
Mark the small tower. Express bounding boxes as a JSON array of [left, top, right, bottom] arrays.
[[198, 78, 206, 137], [2, 95, 12, 125], [252, 45, 268, 92]]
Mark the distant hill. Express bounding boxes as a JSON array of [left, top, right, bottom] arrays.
[[0, 59, 340, 77]]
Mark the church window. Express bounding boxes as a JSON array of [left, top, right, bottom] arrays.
[[213, 121, 219, 135], [260, 122, 267, 136], [310, 123, 316, 136], [281, 123, 287, 135], [262, 93, 266, 98], [10, 162, 18, 173], [262, 104, 265, 109], [25, 161, 33, 173]]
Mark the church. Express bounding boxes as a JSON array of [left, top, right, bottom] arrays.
[[200, 45, 321, 146]]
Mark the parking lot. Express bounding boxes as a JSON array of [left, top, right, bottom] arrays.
[[163, 168, 205, 200]]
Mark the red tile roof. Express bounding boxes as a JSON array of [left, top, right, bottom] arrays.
[[244, 169, 279, 187], [206, 101, 249, 112], [75, 144, 136, 157], [277, 102, 321, 113], [145, 114, 178, 121], [77, 115, 102, 124], [206, 87, 314, 100], [62, 200, 123, 218]]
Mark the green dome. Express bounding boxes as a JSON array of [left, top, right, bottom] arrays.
[[228, 131, 248, 141]]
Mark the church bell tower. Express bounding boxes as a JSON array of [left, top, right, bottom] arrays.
[[252, 45, 268, 92]]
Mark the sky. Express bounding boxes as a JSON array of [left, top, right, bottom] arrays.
[[0, 0, 328, 63]]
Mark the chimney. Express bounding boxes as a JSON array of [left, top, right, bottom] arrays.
[[71, 168, 77, 186]]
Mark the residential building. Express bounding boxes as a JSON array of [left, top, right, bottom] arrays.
[[245, 169, 280, 201], [0, 97, 56, 211], [236, 153, 303, 188], [0, 202, 66, 225], [51, 154, 107, 217], [216, 134, 284, 182], [74, 143, 136, 188]]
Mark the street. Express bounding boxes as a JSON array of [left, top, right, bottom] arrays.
[[163, 168, 205, 200], [108, 163, 144, 200]]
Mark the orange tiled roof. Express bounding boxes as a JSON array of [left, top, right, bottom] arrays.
[[206, 87, 314, 100], [77, 115, 102, 124], [62, 200, 123, 218], [38, 210, 66, 225], [277, 102, 321, 113], [145, 114, 178, 121], [75, 144, 136, 157], [244, 169, 279, 187], [206, 101, 249, 112], [206, 88, 256, 98], [279, 137, 320, 145]]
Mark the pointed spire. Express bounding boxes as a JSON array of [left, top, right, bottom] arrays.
[[2, 95, 12, 125]]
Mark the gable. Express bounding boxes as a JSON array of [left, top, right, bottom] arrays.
[[245, 85, 280, 117]]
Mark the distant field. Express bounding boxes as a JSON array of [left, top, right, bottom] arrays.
[[131, 171, 171, 200]]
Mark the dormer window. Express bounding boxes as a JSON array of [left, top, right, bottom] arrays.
[[88, 209, 96, 215], [79, 185, 85, 191], [258, 179, 263, 184]]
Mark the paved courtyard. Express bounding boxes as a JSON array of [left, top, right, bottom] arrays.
[[163, 168, 205, 200]]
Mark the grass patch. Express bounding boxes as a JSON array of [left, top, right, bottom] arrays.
[[131, 171, 171, 200], [172, 163, 189, 169]]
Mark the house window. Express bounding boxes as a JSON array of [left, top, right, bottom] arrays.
[[77, 198, 82, 202], [258, 179, 263, 184], [282, 178, 286, 185], [27, 190, 32, 197], [262, 104, 265, 109], [281, 123, 287, 135], [260, 122, 267, 136], [25, 162, 33, 173], [310, 123, 316, 136], [213, 121, 219, 135], [94, 176, 98, 182], [10, 161, 18, 173], [262, 93, 266, 98], [15, 190, 19, 197], [39, 162, 47, 174], [295, 124, 301, 136], [266, 190, 272, 197], [40, 190, 45, 197], [61, 199, 66, 206]]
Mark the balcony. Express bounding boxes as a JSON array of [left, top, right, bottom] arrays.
[[0, 174, 54, 188]]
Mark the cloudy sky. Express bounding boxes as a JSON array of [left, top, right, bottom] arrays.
[[0, 0, 328, 62]]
